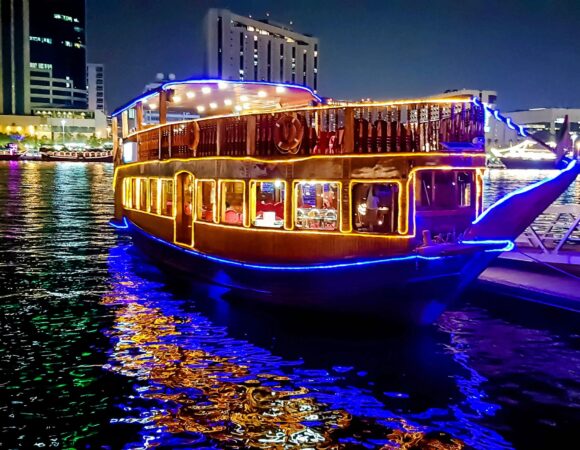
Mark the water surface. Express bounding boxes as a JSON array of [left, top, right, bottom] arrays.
[[0, 161, 578, 449]]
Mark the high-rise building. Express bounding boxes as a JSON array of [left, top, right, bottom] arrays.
[[204, 9, 319, 91], [87, 63, 105, 113], [28, 0, 87, 109], [0, 0, 31, 115]]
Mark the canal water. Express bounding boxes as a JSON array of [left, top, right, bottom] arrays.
[[0, 161, 578, 449]]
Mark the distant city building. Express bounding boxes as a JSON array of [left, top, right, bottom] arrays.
[[204, 9, 319, 91], [488, 108, 580, 148], [28, 0, 87, 109], [0, 108, 108, 142], [87, 63, 105, 113], [434, 89, 497, 106], [0, 0, 31, 115]]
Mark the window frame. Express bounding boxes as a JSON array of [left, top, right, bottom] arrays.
[[218, 179, 247, 227], [349, 180, 402, 235], [250, 179, 288, 229], [292, 180, 342, 232], [149, 178, 160, 214], [137, 178, 148, 211], [160, 178, 174, 217], [195, 179, 217, 223]]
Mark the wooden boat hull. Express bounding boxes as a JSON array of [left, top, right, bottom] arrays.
[[0, 154, 21, 161], [40, 154, 113, 163], [124, 219, 498, 325]]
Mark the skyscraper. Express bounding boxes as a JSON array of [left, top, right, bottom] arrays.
[[204, 9, 319, 91], [87, 63, 105, 113], [0, 0, 30, 115], [28, 0, 87, 109]]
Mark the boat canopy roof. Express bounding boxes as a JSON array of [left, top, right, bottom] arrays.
[[112, 78, 322, 118]]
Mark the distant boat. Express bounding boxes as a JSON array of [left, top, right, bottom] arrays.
[[40, 148, 113, 163], [490, 139, 558, 170], [0, 146, 24, 161]]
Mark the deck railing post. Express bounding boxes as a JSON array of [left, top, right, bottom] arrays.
[[343, 108, 354, 153], [135, 102, 144, 131], [246, 115, 256, 155]]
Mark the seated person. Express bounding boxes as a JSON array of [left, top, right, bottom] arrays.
[[224, 201, 243, 225]]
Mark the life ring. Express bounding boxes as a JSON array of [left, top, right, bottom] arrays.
[[274, 114, 304, 154]]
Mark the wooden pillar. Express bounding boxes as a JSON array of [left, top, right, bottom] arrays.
[[112, 116, 119, 158], [121, 111, 129, 138], [159, 91, 168, 125], [136, 101, 144, 131], [284, 180, 293, 230], [343, 108, 354, 153], [216, 119, 224, 156], [246, 115, 256, 155]]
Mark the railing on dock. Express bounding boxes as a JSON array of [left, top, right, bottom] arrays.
[[125, 101, 484, 163]]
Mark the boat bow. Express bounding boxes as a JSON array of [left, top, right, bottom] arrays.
[[463, 159, 580, 241]]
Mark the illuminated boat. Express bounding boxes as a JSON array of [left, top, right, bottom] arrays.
[[0, 145, 24, 161], [40, 148, 113, 162], [490, 140, 557, 170], [109, 79, 579, 324]]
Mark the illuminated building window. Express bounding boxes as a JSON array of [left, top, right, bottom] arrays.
[[252, 181, 285, 228], [295, 182, 339, 231], [149, 179, 159, 214], [138, 178, 148, 211], [351, 182, 399, 234], [196, 180, 216, 222], [220, 180, 245, 226], [161, 179, 174, 217], [416, 170, 474, 210], [30, 36, 52, 44]]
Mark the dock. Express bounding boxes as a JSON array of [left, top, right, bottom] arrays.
[[476, 204, 580, 313]]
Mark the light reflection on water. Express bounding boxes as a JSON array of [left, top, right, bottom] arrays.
[[0, 162, 579, 449]]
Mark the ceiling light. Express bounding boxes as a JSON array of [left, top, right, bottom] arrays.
[[234, 105, 243, 112], [257, 90, 267, 98], [209, 102, 217, 109], [173, 95, 181, 103], [275, 86, 286, 93], [218, 82, 228, 90], [197, 105, 205, 112], [186, 91, 195, 99], [243, 103, 251, 109], [240, 95, 249, 101], [201, 87, 211, 94], [224, 98, 232, 106], [149, 103, 158, 110]]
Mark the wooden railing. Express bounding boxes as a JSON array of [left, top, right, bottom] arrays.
[[124, 101, 484, 163]]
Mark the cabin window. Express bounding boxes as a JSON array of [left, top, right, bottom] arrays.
[[351, 182, 399, 233], [149, 179, 159, 214], [138, 178, 148, 211], [196, 180, 216, 222], [160, 179, 173, 217], [295, 182, 339, 231], [416, 170, 474, 210], [252, 180, 285, 228], [220, 180, 245, 226], [130, 178, 137, 209], [457, 172, 473, 207]]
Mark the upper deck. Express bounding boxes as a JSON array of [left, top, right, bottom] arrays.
[[111, 79, 485, 165]]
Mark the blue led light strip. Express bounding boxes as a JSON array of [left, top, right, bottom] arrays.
[[472, 159, 577, 226], [108, 217, 129, 229], [109, 219, 512, 271], [471, 97, 528, 137]]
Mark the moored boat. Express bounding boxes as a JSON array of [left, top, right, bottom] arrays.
[[40, 148, 113, 162], [0, 146, 24, 161], [109, 79, 579, 325]]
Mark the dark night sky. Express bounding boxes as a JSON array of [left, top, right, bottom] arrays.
[[86, 0, 580, 112]]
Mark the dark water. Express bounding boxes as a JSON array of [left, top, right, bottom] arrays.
[[1, 161, 579, 449]]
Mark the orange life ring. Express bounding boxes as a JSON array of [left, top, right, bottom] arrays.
[[274, 114, 304, 153]]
